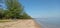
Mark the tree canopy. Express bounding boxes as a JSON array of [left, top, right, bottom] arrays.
[[0, 0, 32, 19]]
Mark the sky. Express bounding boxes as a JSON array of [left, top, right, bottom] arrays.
[[0, 0, 60, 18], [19, 0, 60, 18]]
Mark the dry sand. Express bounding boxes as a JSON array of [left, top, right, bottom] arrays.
[[0, 19, 41, 28]]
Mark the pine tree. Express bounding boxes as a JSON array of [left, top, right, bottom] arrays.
[[4, 0, 32, 19], [0, 8, 5, 19], [5, 0, 23, 19]]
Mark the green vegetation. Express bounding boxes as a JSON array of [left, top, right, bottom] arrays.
[[0, 0, 32, 19], [0, 19, 12, 23]]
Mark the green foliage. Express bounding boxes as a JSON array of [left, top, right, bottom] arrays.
[[5, 0, 23, 19], [0, 8, 5, 19], [22, 12, 32, 19], [0, 0, 32, 19]]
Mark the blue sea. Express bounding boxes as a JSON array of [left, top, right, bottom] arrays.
[[34, 18, 60, 28]]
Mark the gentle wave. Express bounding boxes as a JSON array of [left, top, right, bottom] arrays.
[[34, 18, 60, 28]]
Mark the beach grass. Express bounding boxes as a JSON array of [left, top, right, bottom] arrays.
[[0, 19, 12, 23]]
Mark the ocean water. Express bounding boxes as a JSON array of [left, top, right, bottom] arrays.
[[34, 18, 60, 28]]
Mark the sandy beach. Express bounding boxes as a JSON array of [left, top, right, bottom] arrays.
[[0, 19, 41, 28]]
